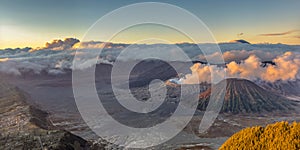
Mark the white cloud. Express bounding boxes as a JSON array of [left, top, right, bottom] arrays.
[[180, 52, 300, 84], [0, 39, 299, 82]]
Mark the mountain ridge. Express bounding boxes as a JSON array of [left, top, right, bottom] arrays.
[[0, 80, 110, 149]]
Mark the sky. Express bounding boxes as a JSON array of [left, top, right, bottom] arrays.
[[1, 0, 300, 48]]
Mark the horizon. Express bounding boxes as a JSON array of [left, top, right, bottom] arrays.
[[2, 37, 300, 50]]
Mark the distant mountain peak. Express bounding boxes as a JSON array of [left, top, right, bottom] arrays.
[[229, 39, 251, 44]]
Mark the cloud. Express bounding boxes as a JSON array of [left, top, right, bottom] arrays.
[[237, 33, 244, 36], [226, 55, 263, 80], [0, 38, 300, 81], [180, 52, 300, 84], [0, 47, 114, 76], [0, 59, 45, 75], [72, 41, 130, 50], [262, 52, 300, 82], [198, 50, 281, 63], [0, 58, 9, 62], [237, 32, 244, 38], [259, 30, 300, 37], [30, 38, 80, 51], [182, 63, 225, 84], [72, 41, 105, 49]]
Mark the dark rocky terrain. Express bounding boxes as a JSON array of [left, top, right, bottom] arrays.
[[257, 79, 300, 99], [0, 64, 224, 149], [1, 61, 299, 149], [198, 78, 297, 114], [0, 80, 109, 149]]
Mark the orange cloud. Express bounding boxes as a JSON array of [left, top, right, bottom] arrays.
[[0, 58, 9, 62], [182, 52, 300, 83]]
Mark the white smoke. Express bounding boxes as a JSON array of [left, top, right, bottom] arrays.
[[180, 52, 300, 84]]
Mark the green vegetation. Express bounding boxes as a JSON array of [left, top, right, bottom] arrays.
[[220, 121, 300, 150]]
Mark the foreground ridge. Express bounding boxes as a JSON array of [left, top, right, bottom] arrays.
[[0, 80, 108, 149], [220, 121, 300, 149]]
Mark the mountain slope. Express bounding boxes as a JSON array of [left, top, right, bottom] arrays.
[[198, 78, 296, 114], [0, 80, 107, 149], [257, 79, 300, 99]]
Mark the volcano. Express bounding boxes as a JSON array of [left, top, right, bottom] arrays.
[[198, 78, 296, 114]]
